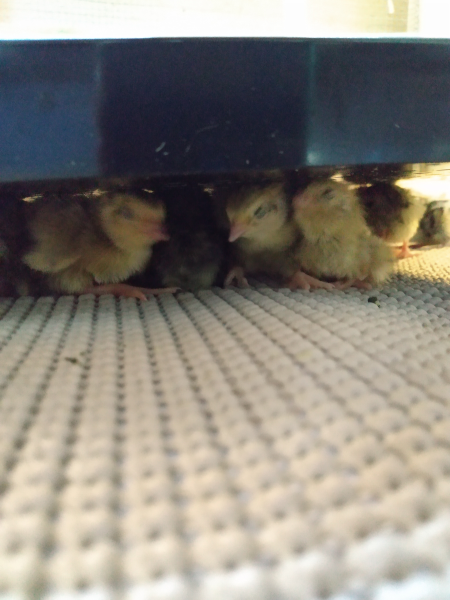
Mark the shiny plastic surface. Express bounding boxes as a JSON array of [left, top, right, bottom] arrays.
[[1, 38, 450, 182]]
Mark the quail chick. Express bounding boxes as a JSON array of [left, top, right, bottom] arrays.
[[0, 188, 49, 296], [293, 180, 395, 289], [21, 189, 172, 299], [129, 184, 228, 292], [411, 200, 450, 247], [224, 182, 333, 290], [358, 182, 426, 259]]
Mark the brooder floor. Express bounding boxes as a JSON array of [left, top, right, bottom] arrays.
[[2, 248, 450, 599]]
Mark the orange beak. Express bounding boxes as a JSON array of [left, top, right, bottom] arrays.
[[143, 221, 170, 242], [229, 222, 248, 242], [293, 190, 310, 211]]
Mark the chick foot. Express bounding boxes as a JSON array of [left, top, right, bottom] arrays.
[[335, 278, 372, 291], [138, 287, 179, 296], [225, 266, 249, 288], [395, 241, 414, 259], [288, 271, 335, 291], [83, 283, 177, 300]]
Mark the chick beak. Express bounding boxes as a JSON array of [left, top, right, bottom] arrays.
[[143, 221, 170, 242], [293, 191, 309, 210], [229, 222, 248, 242]]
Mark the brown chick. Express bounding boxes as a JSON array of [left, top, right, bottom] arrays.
[[293, 180, 395, 289], [129, 183, 229, 292], [411, 200, 450, 247], [225, 183, 333, 290], [22, 190, 173, 299], [358, 182, 426, 259]]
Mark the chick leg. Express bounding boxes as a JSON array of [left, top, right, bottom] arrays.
[[288, 271, 335, 291], [335, 278, 373, 291], [395, 240, 414, 259], [83, 283, 177, 301], [138, 287, 179, 296], [225, 266, 249, 288]]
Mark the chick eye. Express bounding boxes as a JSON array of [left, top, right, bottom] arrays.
[[254, 206, 268, 219], [116, 206, 134, 219], [321, 188, 335, 200]]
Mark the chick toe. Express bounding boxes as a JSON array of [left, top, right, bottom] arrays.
[[335, 278, 373, 291], [225, 266, 250, 288], [84, 283, 148, 300], [289, 271, 334, 291], [138, 287, 179, 296], [395, 241, 414, 259]]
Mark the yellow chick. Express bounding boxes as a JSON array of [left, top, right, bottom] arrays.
[[22, 190, 172, 299], [293, 180, 395, 289], [224, 183, 333, 290]]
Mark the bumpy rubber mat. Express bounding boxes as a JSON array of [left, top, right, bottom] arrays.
[[2, 248, 450, 600]]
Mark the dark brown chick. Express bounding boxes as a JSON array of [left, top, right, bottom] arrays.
[[358, 182, 426, 259], [0, 188, 49, 296], [129, 184, 229, 292], [411, 200, 450, 247]]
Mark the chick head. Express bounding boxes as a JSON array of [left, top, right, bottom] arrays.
[[293, 180, 357, 226], [98, 190, 169, 248], [226, 183, 288, 243]]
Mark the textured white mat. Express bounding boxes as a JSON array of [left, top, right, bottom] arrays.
[[2, 248, 450, 599]]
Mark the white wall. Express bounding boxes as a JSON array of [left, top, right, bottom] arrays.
[[420, 0, 450, 35], [0, 0, 447, 40]]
